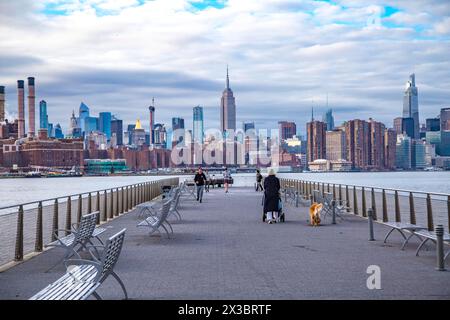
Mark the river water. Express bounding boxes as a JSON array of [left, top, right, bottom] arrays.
[[0, 171, 449, 208]]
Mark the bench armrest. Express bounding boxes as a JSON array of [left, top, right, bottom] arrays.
[[64, 259, 102, 282]]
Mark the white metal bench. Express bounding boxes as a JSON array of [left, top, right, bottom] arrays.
[[45, 211, 106, 271], [30, 228, 127, 300], [137, 200, 173, 238], [382, 222, 428, 250], [413, 229, 450, 259]]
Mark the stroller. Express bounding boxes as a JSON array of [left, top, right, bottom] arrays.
[[261, 193, 285, 222]]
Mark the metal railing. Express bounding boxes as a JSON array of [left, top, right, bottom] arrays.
[[0, 177, 179, 268], [279, 178, 450, 232]]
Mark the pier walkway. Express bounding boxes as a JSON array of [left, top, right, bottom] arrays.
[[1, 187, 449, 299]]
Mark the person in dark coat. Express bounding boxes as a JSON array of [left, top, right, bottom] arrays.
[[256, 169, 263, 192], [263, 169, 280, 224], [194, 167, 207, 203]]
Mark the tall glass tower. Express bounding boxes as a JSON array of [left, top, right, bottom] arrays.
[[402, 74, 419, 139], [322, 109, 335, 131], [99, 112, 112, 140], [39, 100, 48, 129], [193, 106, 204, 144]]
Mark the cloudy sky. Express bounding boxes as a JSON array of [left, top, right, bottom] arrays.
[[0, 0, 449, 135]]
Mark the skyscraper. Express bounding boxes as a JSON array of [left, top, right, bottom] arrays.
[[220, 66, 236, 134], [402, 74, 419, 139], [440, 107, 450, 156], [99, 112, 112, 140], [243, 122, 255, 133], [384, 128, 397, 170], [149, 98, 155, 144], [39, 100, 48, 130], [393, 117, 403, 134], [54, 123, 64, 139], [368, 119, 385, 169], [84, 117, 98, 136], [278, 121, 297, 141], [79, 102, 90, 134], [111, 116, 123, 146], [396, 134, 412, 169], [69, 110, 81, 137], [323, 109, 335, 131], [172, 117, 185, 146], [401, 117, 415, 138], [345, 119, 369, 169], [0, 86, 5, 122], [306, 120, 326, 163], [193, 106, 204, 144], [426, 118, 440, 132], [326, 129, 346, 161]]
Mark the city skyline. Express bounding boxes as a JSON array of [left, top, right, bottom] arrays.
[[0, 0, 449, 133]]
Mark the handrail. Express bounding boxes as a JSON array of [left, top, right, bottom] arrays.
[[280, 178, 449, 198], [0, 176, 181, 212]]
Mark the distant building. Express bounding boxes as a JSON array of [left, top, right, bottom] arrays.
[[384, 128, 397, 170], [88, 131, 108, 150], [193, 106, 204, 144], [278, 121, 297, 141], [47, 123, 54, 138], [368, 119, 385, 169], [84, 159, 128, 174], [326, 130, 346, 161], [111, 116, 123, 146], [395, 134, 412, 169], [402, 73, 420, 139], [79, 102, 90, 134], [306, 121, 326, 164], [393, 117, 403, 134], [2, 137, 83, 169], [220, 67, 236, 134], [132, 120, 146, 147], [426, 131, 441, 155], [412, 140, 427, 169], [39, 100, 48, 130], [345, 119, 369, 169], [401, 117, 415, 138], [54, 124, 64, 139], [440, 107, 450, 156], [126, 124, 135, 145], [322, 109, 335, 131], [426, 118, 440, 132], [84, 117, 98, 136], [243, 122, 255, 133], [99, 112, 112, 140]]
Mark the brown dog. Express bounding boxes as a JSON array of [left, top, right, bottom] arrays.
[[309, 203, 323, 226]]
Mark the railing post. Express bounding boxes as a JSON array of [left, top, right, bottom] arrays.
[[77, 194, 82, 223], [103, 190, 108, 221], [109, 189, 114, 219], [361, 187, 367, 217], [409, 192, 416, 225], [426, 193, 434, 231], [35, 201, 43, 252], [382, 189, 388, 222], [371, 188, 377, 221], [88, 192, 92, 214], [435, 225, 446, 271], [447, 195, 450, 232], [96, 191, 100, 224], [52, 199, 59, 242], [122, 187, 126, 213], [115, 188, 119, 217], [65, 196, 71, 235], [353, 186, 358, 215], [14, 205, 24, 261], [394, 190, 401, 223], [128, 186, 132, 211], [368, 208, 375, 241], [338, 184, 342, 202], [345, 185, 350, 212]]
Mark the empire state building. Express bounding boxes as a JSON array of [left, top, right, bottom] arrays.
[[220, 67, 236, 134]]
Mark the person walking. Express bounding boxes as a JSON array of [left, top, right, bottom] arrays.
[[256, 169, 263, 192], [263, 169, 280, 224], [223, 167, 231, 193], [194, 167, 207, 203]]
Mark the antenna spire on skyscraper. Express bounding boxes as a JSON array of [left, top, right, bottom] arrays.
[[226, 65, 230, 89]]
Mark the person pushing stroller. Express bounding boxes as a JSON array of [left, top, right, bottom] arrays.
[[263, 169, 281, 224]]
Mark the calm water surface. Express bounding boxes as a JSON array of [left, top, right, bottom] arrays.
[[0, 171, 449, 208]]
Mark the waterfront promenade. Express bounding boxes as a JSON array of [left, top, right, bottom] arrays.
[[0, 186, 449, 299]]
